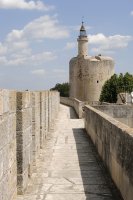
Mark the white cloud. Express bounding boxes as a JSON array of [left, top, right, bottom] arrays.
[[89, 33, 133, 53], [0, 15, 69, 67], [30, 51, 57, 62], [0, 43, 7, 55], [7, 41, 30, 54], [0, 0, 54, 11], [65, 42, 76, 50], [7, 30, 23, 42], [4, 51, 56, 66], [31, 69, 45, 75], [7, 15, 69, 42], [130, 11, 133, 16]]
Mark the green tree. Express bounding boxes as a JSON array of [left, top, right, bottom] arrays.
[[50, 82, 69, 97], [122, 72, 133, 92], [99, 73, 133, 103], [100, 74, 118, 103]]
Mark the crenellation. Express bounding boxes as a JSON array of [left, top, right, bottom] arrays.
[[16, 91, 33, 194], [31, 91, 41, 165], [48, 91, 52, 131], [0, 89, 60, 199], [45, 91, 49, 137], [40, 91, 46, 148]]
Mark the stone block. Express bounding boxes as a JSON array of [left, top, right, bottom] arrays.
[[16, 91, 31, 110], [0, 90, 10, 115], [17, 168, 29, 195], [31, 91, 41, 164], [9, 90, 16, 113], [0, 149, 3, 180], [0, 115, 9, 151], [8, 162, 17, 199], [16, 108, 32, 131], [16, 91, 32, 194]]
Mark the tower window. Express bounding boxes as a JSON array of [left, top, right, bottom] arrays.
[[97, 80, 99, 83]]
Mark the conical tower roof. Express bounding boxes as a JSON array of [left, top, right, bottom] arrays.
[[79, 21, 87, 37], [80, 22, 86, 31]]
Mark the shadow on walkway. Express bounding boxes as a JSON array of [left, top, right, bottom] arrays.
[[73, 128, 124, 200], [69, 106, 78, 119]]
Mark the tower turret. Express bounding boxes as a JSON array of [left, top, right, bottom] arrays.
[[77, 22, 88, 57]]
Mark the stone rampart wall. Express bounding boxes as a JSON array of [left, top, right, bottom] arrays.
[[85, 105, 133, 200], [0, 89, 60, 199], [0, 90, 17, 200], [94, 105, 133, 128], [60, 97, 84, 118]]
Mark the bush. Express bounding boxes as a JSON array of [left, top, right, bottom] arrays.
[[50, 82, 69, 97]]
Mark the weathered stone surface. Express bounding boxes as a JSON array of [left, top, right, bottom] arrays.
[[60, 97, 85, 118], [16, 91, 33, 195], [31, 91, 41, 165], [94, 104, 133, 128], [17, 105, 122, 200], [0, 90, 17, 200], [0, 89, 60, 199], [16, 90, 60, 195], [40, 91, 48, 147], [85, 105, 133, 200]]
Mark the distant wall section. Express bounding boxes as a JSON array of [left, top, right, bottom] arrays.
[[94, 105, 133, 128], [60, 97, 85, 118]]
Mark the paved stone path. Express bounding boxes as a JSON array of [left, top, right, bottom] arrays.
[[17, 104, 123, 200]]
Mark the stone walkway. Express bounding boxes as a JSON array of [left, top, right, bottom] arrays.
[[17, 104, 123, 200]]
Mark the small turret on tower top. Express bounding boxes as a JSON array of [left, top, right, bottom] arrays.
[[79, 22, 87, 38], [77, 21, 88, 57]]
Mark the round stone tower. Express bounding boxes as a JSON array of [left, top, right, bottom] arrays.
[[69, 22, 115, 103]]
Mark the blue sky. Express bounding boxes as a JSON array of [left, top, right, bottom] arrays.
[[0, 0, 132, 90]]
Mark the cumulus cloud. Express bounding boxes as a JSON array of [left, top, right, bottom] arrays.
[[31, 69, 45, 75], [0, 0, 54, 11], [3, 51, 56, 66], [89, 33, 133, 53], [30, 51, 57, 63], [7, 15, 69, 42], [0, 43, 7, 55], [0, 15, 69, 67]]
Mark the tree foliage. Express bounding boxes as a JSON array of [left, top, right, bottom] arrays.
[[99, 73, 133, 103], [50, 82, 69, 97]]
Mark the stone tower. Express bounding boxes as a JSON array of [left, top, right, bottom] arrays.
[[69, 22, 115, 103]]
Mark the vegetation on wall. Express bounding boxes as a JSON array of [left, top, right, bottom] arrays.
[[50, 82, 69, 97], [99, 72, 133, 103]]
